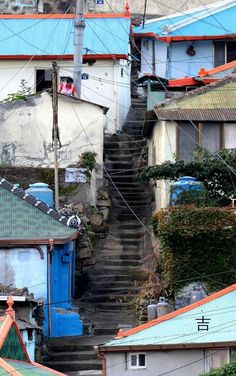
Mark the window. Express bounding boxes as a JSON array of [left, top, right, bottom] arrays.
[[36, 69, 52, 93], [205, 349, 229, 372], [177, 122, 223, 161], [178, 122, 198, 161], [128, 353, 146, 369], [214, 41, 236, 67]]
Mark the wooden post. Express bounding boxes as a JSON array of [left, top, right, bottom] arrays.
[[52, 61, 59, 211]]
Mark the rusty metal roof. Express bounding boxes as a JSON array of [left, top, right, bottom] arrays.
[[143, 76, 236, 137]]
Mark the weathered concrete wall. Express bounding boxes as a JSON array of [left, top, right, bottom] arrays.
[[0, 246, 47, 299], [0, 0, 218, 16], [0, 91, 104, 169]]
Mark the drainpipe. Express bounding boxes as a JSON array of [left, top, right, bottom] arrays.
[[48, 239, 54, 337]]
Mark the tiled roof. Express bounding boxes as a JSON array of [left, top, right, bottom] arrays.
[[103, 283, 236, 348], [134, 0, 236, 39], [1, 359, 65, 375], [0, 14, 130, 58], [0, 178, 80, 242], [154, 76, 236, 121], [0, 299, 65, 375]]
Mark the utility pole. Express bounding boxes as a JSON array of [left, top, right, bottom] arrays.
[[73, 0, 85, 98], [52, 61, 59, 211]]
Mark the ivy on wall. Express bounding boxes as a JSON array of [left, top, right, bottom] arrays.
[[153, 206, 236, 292]]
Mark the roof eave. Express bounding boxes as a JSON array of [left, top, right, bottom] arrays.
[[99, 340, 236, 352], [0, 54, 128, 61], [0, 232, 80, 246]]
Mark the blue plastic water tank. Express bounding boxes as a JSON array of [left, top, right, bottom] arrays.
[[26, 182, 53, 207], [170, 176, 203, 206]]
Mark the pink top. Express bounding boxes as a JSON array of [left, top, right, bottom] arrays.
[[59, 82, 76, 96]]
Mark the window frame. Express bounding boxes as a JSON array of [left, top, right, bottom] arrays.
[[128, 353, 146, 369], [176, 122, 224, 160], [205, 348, 230, 373], [214, 40, 236, 66]]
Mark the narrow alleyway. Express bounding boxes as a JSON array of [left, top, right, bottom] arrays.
[[44, 97, 152, 375]]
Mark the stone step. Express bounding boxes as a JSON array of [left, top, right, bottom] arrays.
[[90, 281, 134, 290], [97, 259, 141, 267], [96, 253, 141, 261], [111, 200, 151, 208], [106, 168, 141, 175], [108, 181, 143, 187], [106, 151, 147, 160], [109, 176, 140, 183], [48, 351, 98, 362], [89, 274, 132, 282], [93, 302, 132, 310], [44, 360, 102, 372], [110, 191, 150, 197], [104, 145, 146, 152], [104, 139, 146, 146], [81, 309, 134, 320], [93, 327, 118, 336], [46, 336, 111, 351]]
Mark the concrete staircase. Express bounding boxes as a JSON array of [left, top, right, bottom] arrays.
[[43, 97, 151, 375]]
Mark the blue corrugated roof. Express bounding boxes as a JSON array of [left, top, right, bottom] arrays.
[[134, 0, 236, 37], [0, 16, 130, 57], [105, 284, 236, 347]]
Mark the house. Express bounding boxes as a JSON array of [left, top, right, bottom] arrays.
[[98, 283, 236, 376], [0, 11, 130, 132], [138, 60, 236, 111], [0, 295, 66, 375], [133, 0, 236, 80], [143, 75, 236, 210], [0, 293, 40, 361], [0, 177, 83, 338], [0, 91, 108, 206]]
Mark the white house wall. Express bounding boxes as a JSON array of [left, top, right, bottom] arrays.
[[0, 59, 130, 133], [148, 120, 176, 211], [224, 123, 236, 148], [105, 349, 205, 376], [0, 246, 47, 300], [116, 60, 131, 127], [0, 91, 104, 170], [155, 40, 168, 78], [141, 39, 153, 75], [168, 40, 213, 79]]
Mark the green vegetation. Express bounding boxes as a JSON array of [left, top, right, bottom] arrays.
[[152, 206, 236, 293], [140, 148, 236, 206], [1, 79, 32, 103], [78, 151, 97, 179], [200, 362, 236, 375]]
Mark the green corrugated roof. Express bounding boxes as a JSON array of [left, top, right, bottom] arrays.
[[3, 359, 61, 375], [105, 286, 236, 348], [0, 186, 77, 241], [165, 78, 236, 110]]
